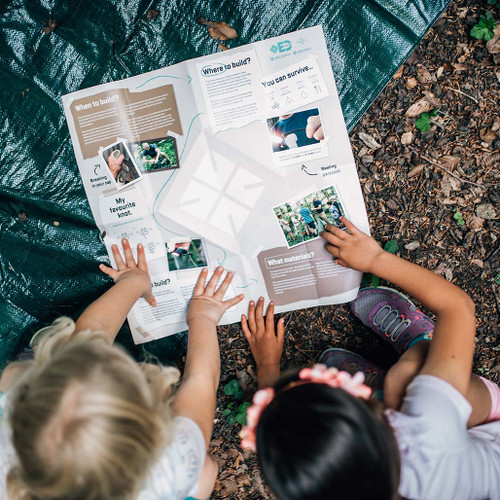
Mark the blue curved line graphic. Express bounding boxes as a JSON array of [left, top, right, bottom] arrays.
[[179, 113, 203, 160], [236, 279, 258, 289], [212, 244, 227, 265], [136, 75, 188, 89]]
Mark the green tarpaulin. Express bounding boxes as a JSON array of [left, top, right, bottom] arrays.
[[0, 0, 450, 368]]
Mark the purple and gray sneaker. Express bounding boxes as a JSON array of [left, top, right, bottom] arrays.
[[318, 348, 386, 393], [350, 286, 434, 354]]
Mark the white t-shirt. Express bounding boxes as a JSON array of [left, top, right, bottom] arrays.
[[387, 375, 500, 500], [0, 393, 205, 500]]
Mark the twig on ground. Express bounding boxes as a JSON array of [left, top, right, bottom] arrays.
[[411, 149, 485, 188], [444, 86, 479, 104]]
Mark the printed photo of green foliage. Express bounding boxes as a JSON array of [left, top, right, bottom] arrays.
[[272, 184, 347, 248], [166, 238, 208, 271], [131, 137, 179, 173]]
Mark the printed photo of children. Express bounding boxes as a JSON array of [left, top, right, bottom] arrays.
[[272, 184, 347, 248], [267, 108, 324, 153], [166, 238, 208, 271], [99, 141, 142, 190], [131, 137, 179, 173]]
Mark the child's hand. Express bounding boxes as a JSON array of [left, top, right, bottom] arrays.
[[186, 267, 244, 326], [242, 298, 284, 373], [99, 239, 157, 307], [321, 217, 383, 273]]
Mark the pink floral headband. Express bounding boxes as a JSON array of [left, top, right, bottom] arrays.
[[240, 364, 372, 452]]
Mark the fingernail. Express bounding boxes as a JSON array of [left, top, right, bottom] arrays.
[[250, 301, 254, 306], [270, 301, 274, 306], [217, 266, 223, 271], [227, 272, 233, 278]]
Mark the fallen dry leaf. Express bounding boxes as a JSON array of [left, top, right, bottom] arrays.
[[434, 262, 453, 281], [17, 211, 27, 221], [42, 18, 57, 34], [452, 62, 467, 72], [467, 215, 484, 232], [440, 173, 462, 197], [417, 66, 434, 84], [393, 66, 404, 80], [218, 43, 228, 51], [401, 131, 414, 145], [408, 164, 425, 178], [219, 479, 239, 497], [198, 18, 238, 41], [405, 98, 434, 117], [422, 91, 441, 107], [405, 77, 418, 90], [476, 203, 497, 220], [471, 259, 484, 268], [486, 36, 500, 54], [405, 92, 441, 117], [480, 128, 497, 143], [486, 26, 500, 54], [146, 9, 160, 20], [440, 155, 460, 170], [484, 152, 500, 167], [405, 241, 420, 251], [358, 132, 382, 150]]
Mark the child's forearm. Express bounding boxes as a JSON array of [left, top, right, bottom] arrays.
[[370, 252, 473, 315], [74, 280, 142, 343], [183, 318, 220, 390], [257, 364, 280, 389]]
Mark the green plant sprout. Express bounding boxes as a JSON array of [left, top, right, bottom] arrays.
[[415, 109, 440, 132], [453, 210, 465, 226], [470, 11, 496, 41], [223, 401, 251, 425], [222, 379, 250, 425], [384, 240, 400, 254], [223, 379, 244, 400]]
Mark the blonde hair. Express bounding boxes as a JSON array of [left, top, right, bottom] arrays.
[[6, 318, 180, 500]]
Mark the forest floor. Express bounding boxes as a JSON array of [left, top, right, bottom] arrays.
[[210, 1, 500, 497]]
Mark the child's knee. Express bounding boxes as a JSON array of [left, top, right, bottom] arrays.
[[384, 360, 420, 410]]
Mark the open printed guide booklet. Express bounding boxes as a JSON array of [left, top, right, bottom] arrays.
[[62, 25, 369, 344]]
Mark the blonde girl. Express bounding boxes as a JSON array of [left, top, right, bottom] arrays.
[[0, 239, 243, 500]]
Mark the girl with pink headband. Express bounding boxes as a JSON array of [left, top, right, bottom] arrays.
[[241, 217, 499, 500]]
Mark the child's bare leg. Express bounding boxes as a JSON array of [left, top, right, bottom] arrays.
[[384, 340, 430, 410], [384, 340, 493, 427], [466, 375, 493, 427]]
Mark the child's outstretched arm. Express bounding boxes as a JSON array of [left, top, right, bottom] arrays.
[[242, 298, 285, 388], [173, 267, 244, 446], [322, 218, 476, 397], [74, 239, 156, 343]]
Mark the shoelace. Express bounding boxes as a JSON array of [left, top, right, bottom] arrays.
[[372, 305, 412, 342]]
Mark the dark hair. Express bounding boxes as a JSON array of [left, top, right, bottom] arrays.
[[256, 370, 400, 500]]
